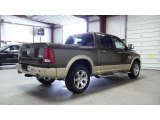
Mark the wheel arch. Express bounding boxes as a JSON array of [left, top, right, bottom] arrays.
[[130, 57, 141, 70], [64, 55, 94, 78]]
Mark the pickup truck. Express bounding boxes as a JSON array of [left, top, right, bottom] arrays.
[[16, 32, 141, 93]]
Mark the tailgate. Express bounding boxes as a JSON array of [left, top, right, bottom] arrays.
[[19, 43, 51, 67]]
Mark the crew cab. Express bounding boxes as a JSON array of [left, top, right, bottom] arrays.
[[16, 32, 141, 93], [0, 45, 20, 66]]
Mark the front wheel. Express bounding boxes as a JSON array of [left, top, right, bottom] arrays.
[[128, 61, 140, 79], [36, 77, 55, 85], [65, 65, 90, 93]]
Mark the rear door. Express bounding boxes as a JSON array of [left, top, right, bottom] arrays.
[[8, 45, 19, 63]]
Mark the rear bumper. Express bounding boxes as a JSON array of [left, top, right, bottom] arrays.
[[16, 63, 57, 79]]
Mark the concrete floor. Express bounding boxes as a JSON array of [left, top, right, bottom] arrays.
[[0, 65, 160, 105]]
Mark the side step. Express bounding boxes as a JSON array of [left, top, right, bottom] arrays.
[[95, 74, 114, 78], [25, 74, 34, 77]]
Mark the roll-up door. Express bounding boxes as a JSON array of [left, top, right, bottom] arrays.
[[127, 15, 160, 70]]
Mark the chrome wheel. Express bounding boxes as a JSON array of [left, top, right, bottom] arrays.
[[65, 65, 90, 93], [128, 61, 140, 79], [74, 70, 88, 89], [133, 63, 139, 76]]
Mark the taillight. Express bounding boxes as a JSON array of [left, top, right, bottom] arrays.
[[44, 48, 55, 63]]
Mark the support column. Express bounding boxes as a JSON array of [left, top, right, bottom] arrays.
[[99, 15, 106, 33], [0, 15, 1, 47], [51, 26, 54, 43], [86, 17, 89, 32], [33, 26, 35, 43]]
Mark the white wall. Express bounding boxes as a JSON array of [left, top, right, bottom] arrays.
[[106, 16, 126, 39], [1, 15, 51, 45], [88, 16, 100, 32], [1, 23, 33, 43], [53, 27, 63, 44], [63, 21, 86, 43], [53, 22, 87, 44], [52, 16, 100, 44], [88, 21, 100, 32]]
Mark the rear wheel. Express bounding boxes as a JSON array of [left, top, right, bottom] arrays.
[[65, 65, 90, 93], [36, 77, 55, 85], [128, 61, 140, 79]]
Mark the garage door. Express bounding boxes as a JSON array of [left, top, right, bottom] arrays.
[[127, 15, 160, 70]]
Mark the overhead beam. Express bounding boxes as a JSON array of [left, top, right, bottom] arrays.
[[14, 15, 55, 26], [74, 15, 94, 19], [14, 15, 28, 18]]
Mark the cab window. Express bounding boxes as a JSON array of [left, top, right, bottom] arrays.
[[65, 34, 94, 46], [112, 36, 125, 49]]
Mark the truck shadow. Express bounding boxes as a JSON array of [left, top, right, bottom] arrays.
[[22, 74, 145, 104]]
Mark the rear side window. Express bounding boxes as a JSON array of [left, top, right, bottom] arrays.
[[100, 35, 114, 49], [65, 34, 94, 46]]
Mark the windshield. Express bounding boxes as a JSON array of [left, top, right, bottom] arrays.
[[65, 34, 94, 46], [0, 45, 9, 51]]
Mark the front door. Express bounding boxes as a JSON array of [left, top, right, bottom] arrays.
[[2, 45, 19, 64], [98, 35, 117, 74], [111, 36, 130, 70]]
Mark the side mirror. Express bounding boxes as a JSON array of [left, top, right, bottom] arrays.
[[128, 44, 134, 50]]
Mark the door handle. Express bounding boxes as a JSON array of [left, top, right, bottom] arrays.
[[101, 51, 106, 53], [118, 51, 123, 53]]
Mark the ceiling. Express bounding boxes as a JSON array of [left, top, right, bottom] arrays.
[[24, 15, 87, 26]]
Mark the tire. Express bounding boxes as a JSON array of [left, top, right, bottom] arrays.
[[65, 65, 90, 93], [128, 61, 140, 79], [36, 77, 55, 85]]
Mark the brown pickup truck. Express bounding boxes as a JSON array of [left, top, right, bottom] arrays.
[[16, 32, 141, 93]]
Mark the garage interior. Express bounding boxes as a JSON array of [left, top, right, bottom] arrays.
[[0, 15, 160, 104]]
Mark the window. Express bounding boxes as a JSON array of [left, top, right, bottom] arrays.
[[112, 36, 125, 49], [100, 35, 114, 49], [65, 34, 94, 46], [4, 45, 19, 53], [10, 45, 19, 51]]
